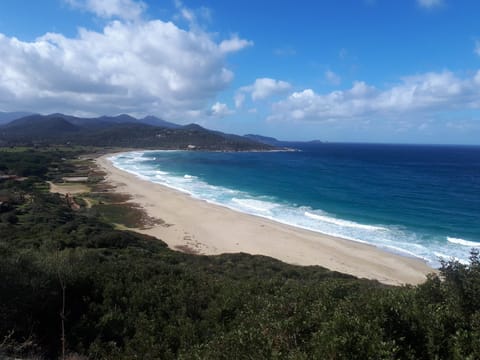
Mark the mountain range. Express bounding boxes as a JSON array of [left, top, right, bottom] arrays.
[[0, 111, 34, 125], [0, 112, 321, 150], [0, 113, 275, 151]]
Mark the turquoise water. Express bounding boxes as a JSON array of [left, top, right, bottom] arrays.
[[110, 143, 480, 266]]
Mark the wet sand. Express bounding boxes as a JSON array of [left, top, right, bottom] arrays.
[[96, 154, 434, 286]]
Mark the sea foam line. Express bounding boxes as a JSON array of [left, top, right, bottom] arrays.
[[305, 211, 387, 231], [447, 237, 480, 247], [108, 153, 431, 261], [108, 151, 475, 266], [231, 198, 279, 213]]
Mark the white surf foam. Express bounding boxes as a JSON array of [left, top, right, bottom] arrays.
[[434, 251, 470, 265], [108, 151, 476, 267], [231, 198, 278, 213], [447, 237, 480, 247], [184, 174, 198, 180], [304, 211, 387, 231]]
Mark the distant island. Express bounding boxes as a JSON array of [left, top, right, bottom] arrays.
[[244, 133, 323, 147]]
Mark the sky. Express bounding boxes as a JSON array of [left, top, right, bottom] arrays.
[[0, 0, 479, 144]]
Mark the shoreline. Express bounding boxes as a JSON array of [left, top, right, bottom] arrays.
[[95, 153, 434, 286]]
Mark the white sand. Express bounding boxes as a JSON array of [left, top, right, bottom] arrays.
[[48, 181, 90, 195], [96, 154, 434, 286]]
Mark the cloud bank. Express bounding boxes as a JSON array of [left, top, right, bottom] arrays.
[[269, 71, 480, 122], [236, 78, 292, 106], [0, 1, 252, 120]]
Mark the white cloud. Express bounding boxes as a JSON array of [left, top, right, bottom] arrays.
[[0, 8, 252, 121], [475, 40, 480, 57], [417, 0, 444, 9], [179, 7, 195, 23], [219, 35, 253, 54], [234, 93, 245, 108], [65, 0, 146, 21], [210, 102, 233, 117], [475, 70, 480, 85], [269, 70, 480, 122], [173, 0, 211, 27], [325, 70, 341, 85], [238, 78, 291, 101]]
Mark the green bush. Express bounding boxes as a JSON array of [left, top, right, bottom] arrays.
[[1, 148, 480, 359]]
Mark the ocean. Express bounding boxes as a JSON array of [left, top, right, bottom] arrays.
[[109, 143, 480, 267]]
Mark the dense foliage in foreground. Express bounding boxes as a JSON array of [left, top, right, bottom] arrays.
[[1, 149, 480, 359]]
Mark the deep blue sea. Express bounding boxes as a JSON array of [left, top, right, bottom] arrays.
[[110, 143, 480, 266]]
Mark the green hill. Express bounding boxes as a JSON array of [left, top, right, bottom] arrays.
[[0, 114, 275, 150]]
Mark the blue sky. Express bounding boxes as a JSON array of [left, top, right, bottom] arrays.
[[0, 0, 479, 144]]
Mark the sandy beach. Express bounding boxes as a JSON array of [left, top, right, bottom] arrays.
[[96, 154, 434, 286]]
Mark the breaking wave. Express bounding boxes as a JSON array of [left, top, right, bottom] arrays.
[[108, 151, 478, 267]]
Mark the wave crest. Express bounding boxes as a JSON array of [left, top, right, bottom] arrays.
[[304, 211, 387, 231], [108, 150, 477, 266], [231, 198, 278, 213], [447, 237, 480, 247]]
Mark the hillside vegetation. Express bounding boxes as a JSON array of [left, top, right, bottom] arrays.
[[1, 148, 480, 359], [0, 114, 274, 151]]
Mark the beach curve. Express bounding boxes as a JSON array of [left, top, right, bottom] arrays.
[[96, 153, 434, 286]]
